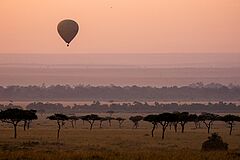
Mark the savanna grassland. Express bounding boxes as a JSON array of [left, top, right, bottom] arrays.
[[0, 113, 240, 160]]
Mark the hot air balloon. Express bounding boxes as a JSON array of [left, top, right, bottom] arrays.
[[57, 19, 79, 47]]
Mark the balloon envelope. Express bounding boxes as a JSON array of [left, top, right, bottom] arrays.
[[57, 19, 79, 46]]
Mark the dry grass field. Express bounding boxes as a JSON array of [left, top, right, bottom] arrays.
[[0, 113, 240, 160]]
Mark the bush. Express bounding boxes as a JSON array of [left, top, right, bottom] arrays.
[[201, 133, 228, 151]]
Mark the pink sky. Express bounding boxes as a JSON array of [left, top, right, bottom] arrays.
[[1, 0, 240, 54]]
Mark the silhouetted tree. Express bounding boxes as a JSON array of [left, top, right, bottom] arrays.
[[23, 110, 38, 131], [178, 112, 189, 133], [79, 116, 86, 125], [221, 115, 240, 135], [68, 116, 79, 128], [171, 112, 180, 132], [188, 114, 200, 129], [115, 117, 126, 128], [0, 108, 35, 138], [105, 116, 115, 126], [129, 116, 143, 129], [81, 114, 101, 130], [47, 114, 69, 140], [157, 113, 174, 140], [99, 117, 108, 128], [199, 113, 219, 134], [144, 115, 158, 137]]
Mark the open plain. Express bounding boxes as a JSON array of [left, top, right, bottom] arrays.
[[0, 113, 240, 160]]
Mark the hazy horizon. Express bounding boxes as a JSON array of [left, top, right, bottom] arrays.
[[1, 1, 240, 87], [0, 53, 240, 68], [0, 53, 239, 87]]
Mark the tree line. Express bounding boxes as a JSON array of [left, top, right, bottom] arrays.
[[0, 107, 240, 140], [24, 101, 240, 113], [0, 83, 240, 101], [142, 112, 240, 139]]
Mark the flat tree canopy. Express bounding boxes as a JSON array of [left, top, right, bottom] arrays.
[[129, 116, 143, 129], [23, 110, 38, 130], [47, 114, 69, 140], [48, 114, 69, 121], [0, 108, 26, 122], [0, 108, 38, 138], [144, 115, 158, 137], [80, 114, 102, 130], [221, 114, 240, 135]]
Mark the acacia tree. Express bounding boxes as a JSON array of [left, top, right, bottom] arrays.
[[23, 110, 38, 131], [99, 117, 108, 128], [47, 114, 69, 140], [143, 115, 158, 137], [105, 116, 115, 126], [188, 114, 200, 129], [221, 115, 240, 135], [178, 112, 189, 133], [0, 108, 37, 138], [129, 116, 143, 129], [79, 116, 86, 125], [68, 116, 79, 128], [115, 117, 126, 128], [81, 114, 101, 130], [157, 113, 174, 140], [199, 113, 219, 134], [171, 112, 180, 133]]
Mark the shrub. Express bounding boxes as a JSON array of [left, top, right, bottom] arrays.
[[201, 133, 228, 151]]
